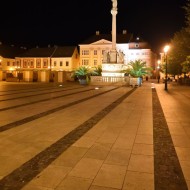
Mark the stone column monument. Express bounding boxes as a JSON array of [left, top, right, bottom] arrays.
[[110, 0, 117, 63], [101, 0, 125, 77]]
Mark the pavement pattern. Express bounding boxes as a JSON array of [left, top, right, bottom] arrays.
[[0, 81, 189, 190]]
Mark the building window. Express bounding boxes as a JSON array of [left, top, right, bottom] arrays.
[[94, 50, 97, 55], [60, 61, 63, 66], [30, 60, 34, 68], [43, 59, 48, 68], [7, 62, 10, 66], [54, 61, 56, 66], [36, 59, 41, 68], [82, 59, 89, 65], [23, 60, 27, 68], [94, 60, 97, 66], [82, 50, 89, 55], [66, 61, 69, 66], [16, 60, 21, 67], [135, 43, 139, 48]]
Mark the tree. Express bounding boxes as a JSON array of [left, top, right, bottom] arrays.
[[168, 0, 190, 75], [181, 56, 190, 73], [169, 29, 190, 75], [184, 0, 190, 32]]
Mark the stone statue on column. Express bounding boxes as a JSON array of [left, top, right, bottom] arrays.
[[117, 50, 124, 63], [112, 0, 117, 10]]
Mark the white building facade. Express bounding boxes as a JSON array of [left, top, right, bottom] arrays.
[[79, 31, 157, 70]]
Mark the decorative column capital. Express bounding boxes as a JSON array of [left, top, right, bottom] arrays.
[[111, 10, 118, 15]]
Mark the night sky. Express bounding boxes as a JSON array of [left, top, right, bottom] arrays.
[[0, 0, 187, 53]]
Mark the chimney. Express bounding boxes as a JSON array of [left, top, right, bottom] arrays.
[[123, 30, 127, 34], [96, 31, 100, 35]]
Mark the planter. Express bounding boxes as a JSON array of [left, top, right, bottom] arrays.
[[130, 77, 142, 87], [77, 75, 90, 85], [137, 77, 142, 86], [79, 79, 88, 85]]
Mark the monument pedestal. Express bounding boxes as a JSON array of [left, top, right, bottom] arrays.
[[102, 63, 124, 77], [110, 50, 117, 63]]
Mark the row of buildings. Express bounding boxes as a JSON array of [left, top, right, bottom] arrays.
[[0, 30, 157, 83]]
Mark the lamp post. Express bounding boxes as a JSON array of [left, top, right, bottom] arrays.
[[157, 60, 161, 83], [163, 45, 170, 90]]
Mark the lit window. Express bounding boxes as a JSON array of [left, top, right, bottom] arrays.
[[43, 59, 48, 68], [82, 59, 89, 65], [23, 60, 27, 68], [30, 61, 34, 67], [82, 50, 89, 55], [36, 59, 41, 68]]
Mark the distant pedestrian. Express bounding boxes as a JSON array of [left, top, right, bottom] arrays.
[[146, 76, 148, 81], [158, 75, 160, 83]]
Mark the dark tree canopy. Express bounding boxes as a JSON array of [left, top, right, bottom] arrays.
[[169, 0, 190, 75]]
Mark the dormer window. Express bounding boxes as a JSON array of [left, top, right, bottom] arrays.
[[135, 43, 139, 48]]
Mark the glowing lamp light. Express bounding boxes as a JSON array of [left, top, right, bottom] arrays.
[[163, 45, 170, 90], [164, 45, 170, 53]]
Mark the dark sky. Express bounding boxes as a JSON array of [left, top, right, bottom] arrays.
[[0, 0, 187, 53]]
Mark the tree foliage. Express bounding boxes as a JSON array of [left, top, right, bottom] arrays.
[[170, 29, 190, 63], [169, 0, 190, 74], [181, 56, 190, 73], [124, 60, 152, 78], [184, 0, 190, 31], [91, 65, 102, 76]]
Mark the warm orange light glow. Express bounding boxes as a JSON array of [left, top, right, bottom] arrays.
[[9, 67, 15, 71], [164, 45, 170, 53]]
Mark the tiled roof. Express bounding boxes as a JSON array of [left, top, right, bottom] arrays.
[[80, 33, 133, 44], [17, 47, 56, 57], [17, 46, 77, 58], [0, 45, 27, 58], [53, 46, 76, 57]]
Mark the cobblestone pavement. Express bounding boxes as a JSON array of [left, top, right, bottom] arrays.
[[0, 81, 189, 190]]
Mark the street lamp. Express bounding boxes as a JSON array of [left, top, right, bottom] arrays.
[[157, 60, 161, 83], [163, 45, 170, 90]]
